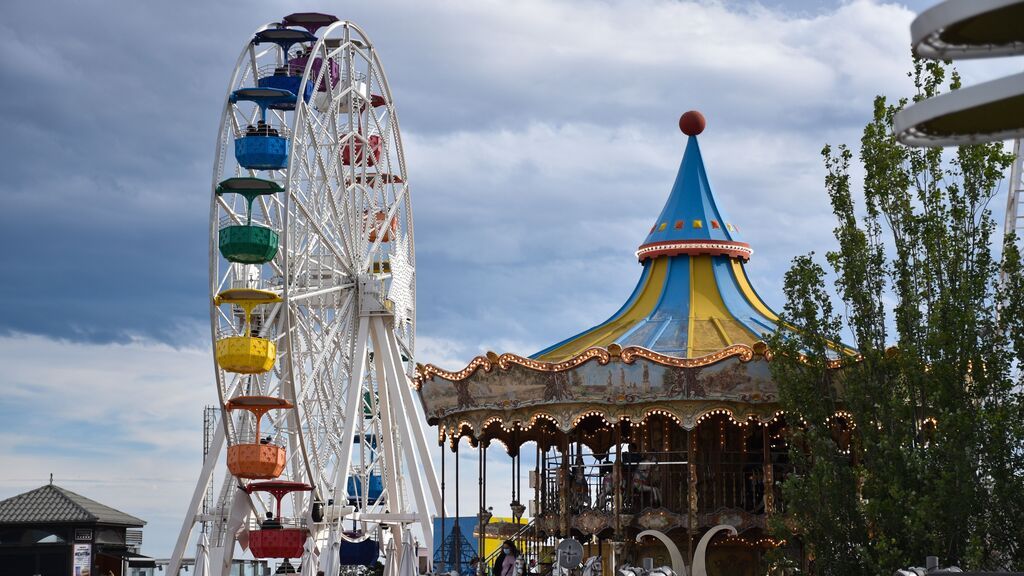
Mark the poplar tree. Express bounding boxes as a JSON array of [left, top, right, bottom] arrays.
[[766, 60, 1024, 575]]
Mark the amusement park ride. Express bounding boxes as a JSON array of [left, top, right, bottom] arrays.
[[417, 111, 855, 576], [170, 13, 440, 576]]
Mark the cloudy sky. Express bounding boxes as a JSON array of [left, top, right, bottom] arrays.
[[1, 0, 1020, 561]]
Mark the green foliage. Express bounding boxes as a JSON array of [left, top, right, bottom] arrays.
[[767, 59, 1023, 574]]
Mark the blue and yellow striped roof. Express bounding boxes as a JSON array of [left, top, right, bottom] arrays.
[[640, 136, 741, 246], [534, 120, 780, 362]]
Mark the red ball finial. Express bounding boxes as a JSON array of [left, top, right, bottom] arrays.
[[679, 111, 705, 136]]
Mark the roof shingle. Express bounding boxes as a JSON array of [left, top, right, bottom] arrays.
[[0, 484, 145, 526]]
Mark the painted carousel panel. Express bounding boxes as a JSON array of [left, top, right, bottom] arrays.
[[420, 356, 777, 423]]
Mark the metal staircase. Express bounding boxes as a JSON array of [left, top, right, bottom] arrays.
[[480, 519, 547, 575]]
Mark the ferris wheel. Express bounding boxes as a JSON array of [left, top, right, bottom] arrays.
[[171, 14, 440, 575]]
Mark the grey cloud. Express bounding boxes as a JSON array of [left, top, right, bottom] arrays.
[[0, 0, 923, 356]]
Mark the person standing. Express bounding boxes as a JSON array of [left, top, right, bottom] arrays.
[[500, 541, 520, 576]]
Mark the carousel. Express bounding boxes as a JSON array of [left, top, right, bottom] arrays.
[[416, 112, 851, 576]]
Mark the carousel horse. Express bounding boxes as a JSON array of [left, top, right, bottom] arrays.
[[631, 458, 661, 507], [746, 467, 766, 513], [568, 466, 591, 511], [594, 466, 618, 510]]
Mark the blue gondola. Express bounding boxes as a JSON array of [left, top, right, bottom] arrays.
[[253, 28, 317, 110], [258, 69, 313, 107], [339, 535, 379, 566], [346, 474, 384, 504], [230, 88, 294, 170]]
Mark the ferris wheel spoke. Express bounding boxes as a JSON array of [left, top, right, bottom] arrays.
[[291, 332, 337, 406], [214, 304, 236, 329], [328, 189, 354, 264], [294, 412, 325, 483], [361, 189, 408, 270], [215, 196, 248, 228], [292, 322, 349, 394], [287, 283, 353, 305], [299, 387, 333, 438], [289, 197, 349, 270], [253, 195, 287, 278], [244, 46, 259, 86], [291, 401, 337, 493], [305, 155, 342, 234], [394, 334, 414, 368], [305, 325, 348, 393], [346, 43, 375, 73], [256, 303, 282, 337], [337, 184, 362, 264]]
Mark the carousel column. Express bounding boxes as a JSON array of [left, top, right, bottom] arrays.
[[455, 436, 463, 575], [478, 441, 492, 576], [560, 434, 570, 537], [740, 423, 748, 510], [510, 445, 518, 553], [687, 426, 698, 568], [440, 436, 447, 574], [539, 447, 547, 519], [610, 541, 626, 576], [517, 445, 524, 520], [510, 435, 527, 554], [762, 423, 774, 515], [511, 429, 523, 524], [534, 443, 541, 560], [613, 422, 623, 539], [478, 442, 484, 575]]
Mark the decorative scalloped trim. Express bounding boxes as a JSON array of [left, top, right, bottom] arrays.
[[635, 239, 753, 262], [439, 406, 855, 447], [620, 344, 754, 366], [499, 347, 613, 372], [414, 343, 852, 388], [416, 343, 764, 385]]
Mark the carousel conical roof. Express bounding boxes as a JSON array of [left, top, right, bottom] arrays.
[[534, 112, 779, 362], [415, 111, 853, 439]]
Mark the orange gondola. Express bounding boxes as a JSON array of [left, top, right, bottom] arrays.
[[225, 396, 293, 479]]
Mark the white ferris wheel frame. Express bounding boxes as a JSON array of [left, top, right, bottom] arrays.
[[170, 19, 440, 576]]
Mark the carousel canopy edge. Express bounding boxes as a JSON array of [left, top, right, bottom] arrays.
[[415, 342, 855, 429]]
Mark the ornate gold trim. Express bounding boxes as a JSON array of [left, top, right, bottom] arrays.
[[417, 343, 763, 385], [415, 341, 858, 387], [500, 347, 614, 372], [620, 344, 754, 366]]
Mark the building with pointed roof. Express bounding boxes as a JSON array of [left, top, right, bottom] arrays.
[[0, 482, 147, 576], [535, 114, 775, 361], [416, 113, 855, 576]]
